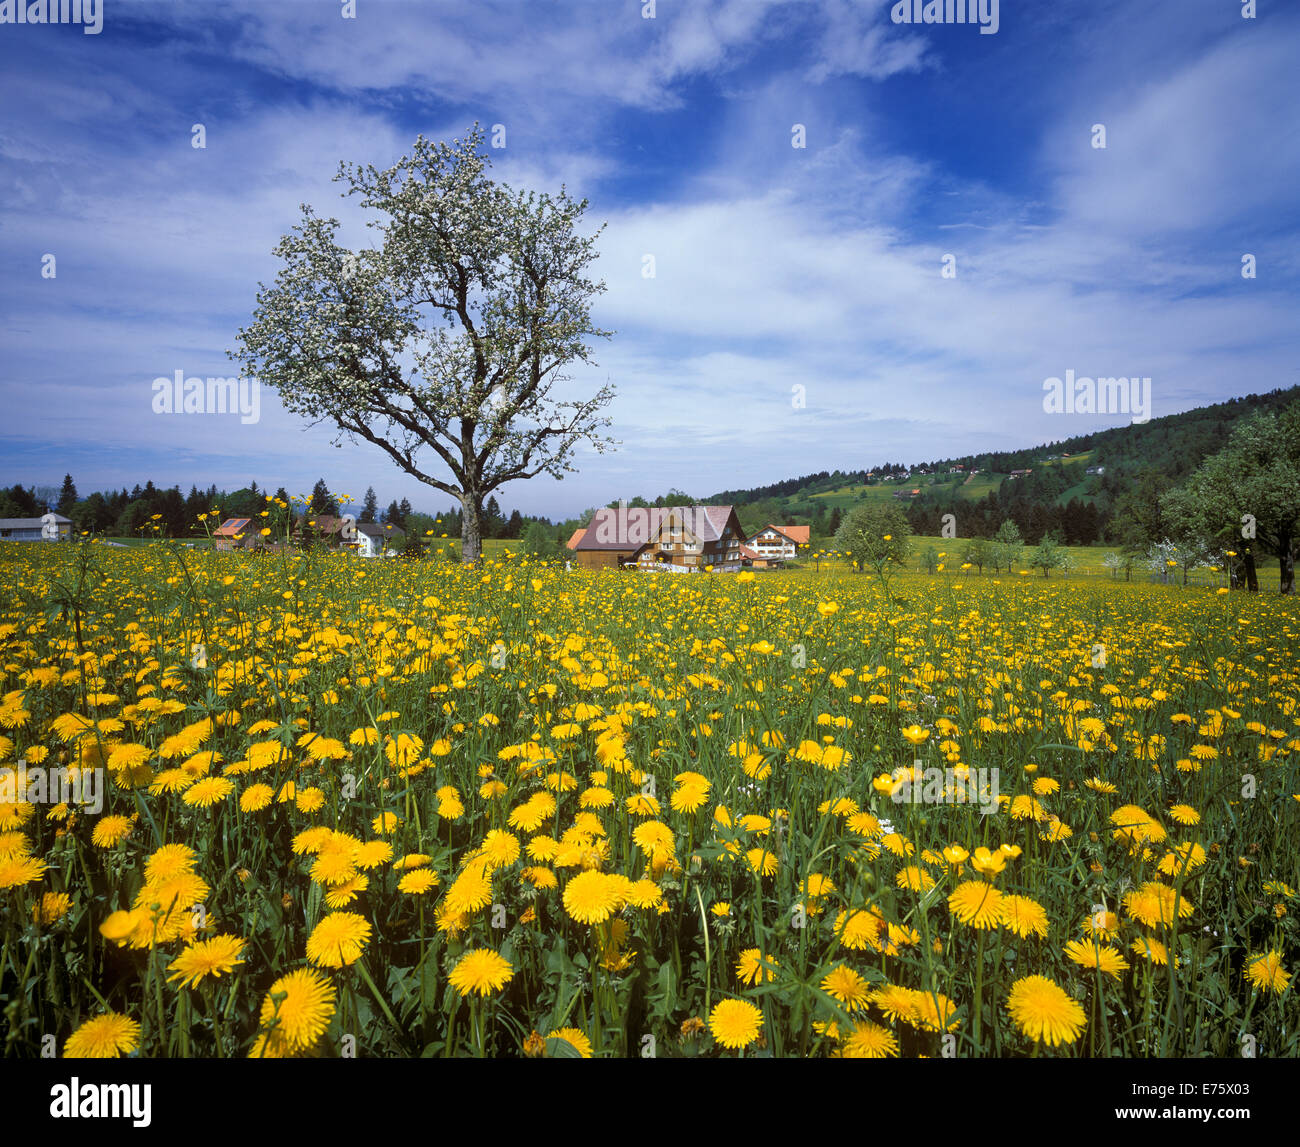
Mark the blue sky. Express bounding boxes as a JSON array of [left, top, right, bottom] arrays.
[[3, 0, 1298, 521]]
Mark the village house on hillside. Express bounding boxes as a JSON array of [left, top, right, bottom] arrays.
[[572, 505, 746, 571], [746, 523, 810, 562]]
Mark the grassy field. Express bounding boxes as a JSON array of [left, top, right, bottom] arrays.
[[798, 537, 1283, 585], [2, 541, 1297, 1059]]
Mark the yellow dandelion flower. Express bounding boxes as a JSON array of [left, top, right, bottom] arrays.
[[1245, 950, 1291, 996], [709, 999, 763, 1049], [1006, 975, 1085, 1047], [948, 881, 1003, 929], [448, 948, 513, 996], [307, 912, 372, 968], [1064, 938, 1130, 979], [257, 968, 336, 1053], [63, 1012, 141, 1058]]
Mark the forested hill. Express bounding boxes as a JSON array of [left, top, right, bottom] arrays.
[[684, 386, 1300, 545]]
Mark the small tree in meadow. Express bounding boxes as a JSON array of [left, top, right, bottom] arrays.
[[834, 503, 911, 597], [993, 520, 1023, 573], [1028, 536, 1066, 577], [963, 536, 990, 573], [520, 521, 559, 561]]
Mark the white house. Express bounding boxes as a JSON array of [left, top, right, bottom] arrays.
[[746, 524, 810, 561], [0, 514, 72, 541], [355, 521, 404, 556]]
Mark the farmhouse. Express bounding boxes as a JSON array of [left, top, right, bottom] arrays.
[[355, 521, 404, 556], [0, 514, 72, 541], [310, 515, 405, 556], [738, 544, 783, 569], [213, 518, 293, 552], [212, 518, 253, 551], [573, 504, 745, 571], [746, 524, 810, 562]]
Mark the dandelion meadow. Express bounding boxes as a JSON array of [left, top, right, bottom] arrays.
[[2, 540, 1297, 1058]]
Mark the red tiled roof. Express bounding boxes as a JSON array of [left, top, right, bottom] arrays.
[[749, 524, 810, 545], [566, 528, 586, 550]]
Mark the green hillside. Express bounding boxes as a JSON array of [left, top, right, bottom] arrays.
[[688, 386, 1300, 550]]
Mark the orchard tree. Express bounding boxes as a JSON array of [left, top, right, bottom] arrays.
[[834, 502, 911, 597], [992, 520, 1024, 573], [963, 536, 990, 574], [1028, 536, 1066, 577], [1161, 402, 1300, 593], [231, 125, 617, 563]]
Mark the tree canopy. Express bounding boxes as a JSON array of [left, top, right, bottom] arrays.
[[1161, 401, 1300, 593], [231, 124, 617, 562]]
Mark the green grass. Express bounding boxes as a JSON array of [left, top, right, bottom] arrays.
[[104, 536, 213, 549]]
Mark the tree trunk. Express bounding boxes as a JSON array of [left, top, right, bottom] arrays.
[[1244, 544, 1259, 592], [460, 493, 483, 564], [1280, 536, 1295, 595]]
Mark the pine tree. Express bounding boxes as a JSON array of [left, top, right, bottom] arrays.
[[360, 487, 379, 523], [484, 495, 502, 539], [310, 479, 339, 516], [57, 474, 78, 515]]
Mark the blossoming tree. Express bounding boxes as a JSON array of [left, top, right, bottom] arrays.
[[231, 125, 617, 562]]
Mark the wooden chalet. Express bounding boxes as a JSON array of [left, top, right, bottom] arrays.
[[573, 505, 746, 571]]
